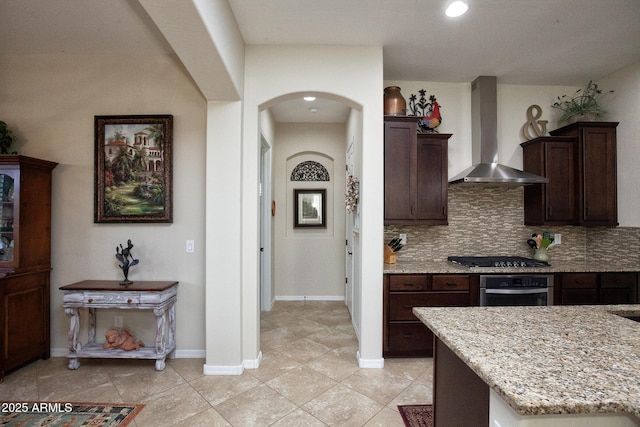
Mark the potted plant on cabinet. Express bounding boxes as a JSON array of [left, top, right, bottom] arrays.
[[551, 80, 614, 124], [0, 121, 18, 154]]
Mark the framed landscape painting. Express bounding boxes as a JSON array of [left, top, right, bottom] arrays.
[[94, 115, 173, 223]]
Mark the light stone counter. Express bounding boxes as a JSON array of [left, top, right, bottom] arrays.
[[385, 260, 640, 274], [413, 305, 640, 421]]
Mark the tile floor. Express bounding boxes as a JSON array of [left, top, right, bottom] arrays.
[[0, 301, 433, 426]]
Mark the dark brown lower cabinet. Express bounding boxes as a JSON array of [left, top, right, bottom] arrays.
[[600, 273, 638, 304], [558, 272, 637, 305], [383, 274, 476, 357], [558, 273, 598, 305]]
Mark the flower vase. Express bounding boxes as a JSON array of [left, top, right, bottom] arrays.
[[533, 248, 549, 262]]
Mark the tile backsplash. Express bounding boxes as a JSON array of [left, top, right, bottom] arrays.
[[384, 185, 640, 266]]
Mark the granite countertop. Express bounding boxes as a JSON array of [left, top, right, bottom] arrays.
[[413, 304, 640, 418], [384, 259, 640, 274]]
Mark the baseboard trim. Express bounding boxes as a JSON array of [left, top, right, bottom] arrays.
[[201, 351, 262, 375], [351, 316, 361, 340], [203, 363, 244, 376], [357, 350, 384, 368], [275, 295, 345, 302], [174, 349, 206, 358], [243, 351, 262, 369]]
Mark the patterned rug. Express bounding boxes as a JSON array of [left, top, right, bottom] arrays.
[[0, 402, 144, 426], [398, 404, 433, 427]]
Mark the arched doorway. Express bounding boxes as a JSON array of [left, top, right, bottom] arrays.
[[257, 92, 362, 351]]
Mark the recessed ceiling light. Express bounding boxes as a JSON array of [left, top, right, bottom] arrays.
[[309, 107, 318, 113], [445, 0, 468, 17], [304, 96, 316, 102]]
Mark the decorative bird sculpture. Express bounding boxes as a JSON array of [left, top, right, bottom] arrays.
[[421, 97, 442, 132], [409, 91, 443, 133]]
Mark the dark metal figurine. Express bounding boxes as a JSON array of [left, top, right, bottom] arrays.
[[116, 239, 139, 285]]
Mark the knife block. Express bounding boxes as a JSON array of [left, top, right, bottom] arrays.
[[384, 245, 397, 264]]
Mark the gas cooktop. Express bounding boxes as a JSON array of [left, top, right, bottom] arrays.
[[448, 256, 550, 268]]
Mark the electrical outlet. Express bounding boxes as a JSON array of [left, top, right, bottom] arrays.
[[186, 240, 195, 253], [114, 316, 123, 328], [554, 233, 561, 245], [399, 234, 407, 245]]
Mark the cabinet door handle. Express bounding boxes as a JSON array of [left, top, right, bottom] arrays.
[[446, 282, 457, 286], [88, 298, 93, 303], [127, 299, 132, 304]]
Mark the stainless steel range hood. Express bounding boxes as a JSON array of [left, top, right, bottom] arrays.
[[449, 76, 548, 185]]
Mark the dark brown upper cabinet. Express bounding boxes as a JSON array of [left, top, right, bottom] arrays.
[[522, 122, 618, 227], [384, 117, 450, 225]]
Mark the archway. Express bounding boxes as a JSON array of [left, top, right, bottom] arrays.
[[257, 91, 363, 353]]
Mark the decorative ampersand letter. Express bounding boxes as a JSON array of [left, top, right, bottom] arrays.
[[522, 105, 548, 140]]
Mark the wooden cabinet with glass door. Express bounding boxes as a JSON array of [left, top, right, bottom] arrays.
[[0, 168, 18, 269], [0, 156, 57, 381]]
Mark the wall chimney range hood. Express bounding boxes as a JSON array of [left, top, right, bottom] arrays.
[[449, 76, 548, 185]]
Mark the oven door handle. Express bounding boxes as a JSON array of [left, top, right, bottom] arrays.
[[484, 288, 547, 295]]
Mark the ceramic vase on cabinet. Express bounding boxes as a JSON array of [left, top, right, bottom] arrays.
[[384, 86, 406, 116]]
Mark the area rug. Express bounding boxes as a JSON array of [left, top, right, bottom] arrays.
[[398, 404, 433, 427], [0, 402, 144, 426]]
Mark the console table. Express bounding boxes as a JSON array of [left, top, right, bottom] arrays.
[[59, 280, 178, 371]]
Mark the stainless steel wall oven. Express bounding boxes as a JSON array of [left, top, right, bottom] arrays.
[[479, 275, 553, 306]]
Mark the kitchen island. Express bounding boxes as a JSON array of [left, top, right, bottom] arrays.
[[413, 304, 640, 426]]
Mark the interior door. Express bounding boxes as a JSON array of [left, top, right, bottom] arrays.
[[345, 141, 355, 315], [260, 137, 272, 311]]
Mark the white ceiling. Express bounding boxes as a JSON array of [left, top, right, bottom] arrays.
[[2, 0, 639, 123]]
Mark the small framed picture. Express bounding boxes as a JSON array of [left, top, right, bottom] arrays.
[[294, 189, 326, 228], [94, 115, 173, 223]]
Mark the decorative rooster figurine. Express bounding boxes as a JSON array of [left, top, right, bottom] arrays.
[[421, 96, 442, 132], [409, 91, 442, 133]]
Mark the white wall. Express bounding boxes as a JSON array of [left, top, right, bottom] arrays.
[[259, 109, 276, 309], [600, 61, 640, 227], [345, 108, 363, 338], [0, 53, 207, 354], [272, 123, 346, 299], [204, 100, 244, 373]]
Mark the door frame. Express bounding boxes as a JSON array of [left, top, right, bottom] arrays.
[[260, 136, 273, 311]]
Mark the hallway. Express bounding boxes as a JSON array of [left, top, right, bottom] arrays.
[[0, 301, 433, 426]]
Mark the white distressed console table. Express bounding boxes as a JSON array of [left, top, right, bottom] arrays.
[[59, 280, 178, 371]]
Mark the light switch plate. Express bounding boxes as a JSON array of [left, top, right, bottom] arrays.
[[186, 240, 195, 253], [554, 233, 561, 245]]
